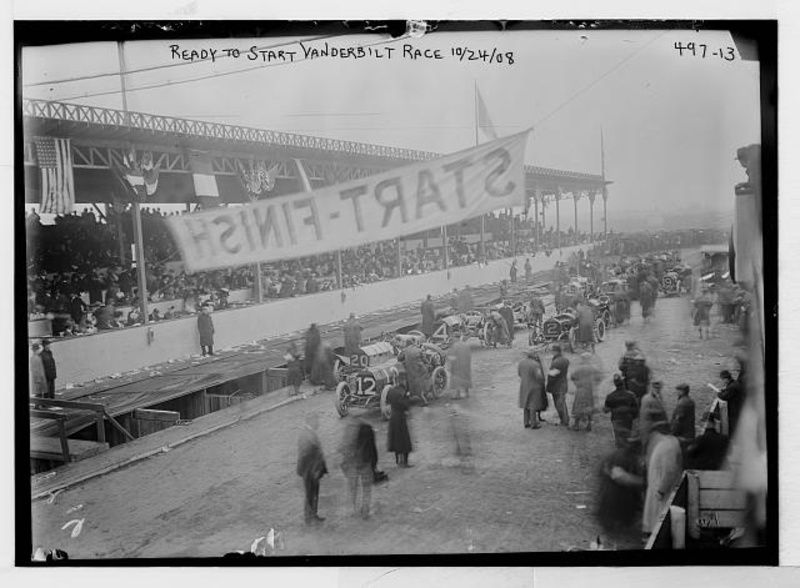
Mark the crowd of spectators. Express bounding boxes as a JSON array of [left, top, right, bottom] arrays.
[[26, 205, 708, 338]]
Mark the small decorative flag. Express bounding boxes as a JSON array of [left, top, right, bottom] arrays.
[[189, 151, 219, 198]]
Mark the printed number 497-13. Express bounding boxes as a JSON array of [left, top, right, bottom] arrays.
[[674, 42, 735, 61]]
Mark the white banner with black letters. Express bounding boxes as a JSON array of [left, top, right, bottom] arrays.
[[167, 130, 530, 272]]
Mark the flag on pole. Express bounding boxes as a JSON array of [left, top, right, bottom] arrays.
[[476, 87, 498, 142], [189, 152, 220, 198], [34, 136, 75, 214]]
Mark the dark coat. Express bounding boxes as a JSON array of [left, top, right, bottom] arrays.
[[297, 427, 327, 480], [604, 386, 639, 429], [420, 300, 436, 337], [40, 348, 57, 381], [499, 306, 515, 334], [518, 357, 547, 411], [197, 313, 214, 346], [546, 355, 570, 396], [386, 384, 413, 454], [686, 430, 729, 470], [671, 395, 696, 440], [304, 327, 322, 374], [718, 380, 744, 434]]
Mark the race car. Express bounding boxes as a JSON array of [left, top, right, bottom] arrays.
[[334, 341, 448, 419], [660, 265, 692, 297], [529, 306, 606, 352]]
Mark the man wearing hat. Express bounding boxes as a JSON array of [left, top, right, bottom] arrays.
[[40, 339, 57, 399], [604, 374, 639, 448], [693, 288, 714, 339], [670, 383, 696, 444], [639, 381, 668, 441], [546, 344, 570, 427], [197, 304, 215, 356], [622, 348, 651, 404], [343, 313, 363, 357], [518, 348, 547, 429], [29, 340, 48, 400], [570, 352, 602, 431]]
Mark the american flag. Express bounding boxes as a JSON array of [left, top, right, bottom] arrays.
[[34, 136, 75, 215]]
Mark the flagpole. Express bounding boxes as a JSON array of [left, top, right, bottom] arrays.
[[475, 82, 486, 260], [118, 41, 149, 325]]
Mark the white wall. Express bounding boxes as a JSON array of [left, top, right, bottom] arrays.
[[49, 246, 586, 386]]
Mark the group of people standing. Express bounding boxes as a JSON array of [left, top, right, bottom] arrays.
[[596, 340, 744, 542]]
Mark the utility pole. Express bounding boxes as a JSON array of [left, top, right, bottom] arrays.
[[118, 41, 148, 324]]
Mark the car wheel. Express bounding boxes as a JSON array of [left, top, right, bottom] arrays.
[[594, 317, 606, 342], [431, 366, 449, 399], [335, 382, 351, 417], [379, 385, 392, 420]]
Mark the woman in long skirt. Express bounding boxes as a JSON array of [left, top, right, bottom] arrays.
[[386, 376, 414, 467]]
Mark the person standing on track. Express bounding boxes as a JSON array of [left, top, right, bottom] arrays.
[[420, 294, 436, 339], [339, 415, 377, 520], [546, 344, 571, 427], [693, 288, 714, 339], [343, 313, 363, 357], [641, 421, 683, 541], [575, 301, 596, 353], [447, 334, 472, 399], [197, 304, 215, 357], [603, 374, 639, 448], [40, 339, 57, 399], [670, 383, 696, 446], [524, 257, 532, 283], [570, 352, 602, 431], [386, 371, 414, 467], [519, 349, 546, 429], [297, 413, 328, 526], [639, 381, 669, 441], [304, 323, 321, 376], [510, 260, 518, 283], [529, 294, 545, 329], [499, 301, 515, 345]]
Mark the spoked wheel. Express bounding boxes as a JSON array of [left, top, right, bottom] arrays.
[[431, 366, 449, 399], [602, 309, 612, 328], [379, 385, 392, 420], [594, 317, 606, 342], [335, 382, 351, 417]]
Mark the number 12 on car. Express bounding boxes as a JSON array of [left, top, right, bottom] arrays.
[[673, 42, 735, 61]]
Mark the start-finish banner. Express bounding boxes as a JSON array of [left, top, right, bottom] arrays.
[[167, 130, 530, 272]]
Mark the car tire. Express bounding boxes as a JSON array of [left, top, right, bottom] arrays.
[[335, 382, 351, 418], [431, 366, 449, 399], [594, 317, 606, 342]]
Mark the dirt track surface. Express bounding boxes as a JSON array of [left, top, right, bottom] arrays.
[[30, 293, 743, 558]]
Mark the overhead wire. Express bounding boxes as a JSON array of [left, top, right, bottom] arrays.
[[39, 34, 411, 103], [22, 33, 344, 88]]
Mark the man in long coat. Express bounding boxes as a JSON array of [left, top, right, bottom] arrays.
[[447, 334, 472, 398], [40, 339, 57, 399], [670, 383, 696, 444], [499, 302, 515, 344], [401, 345, 430, 402], [297, 413, 328, 525], [304, 323, 322, 376], [518, 349, 547, 429], [570, 352, 603, 431], [639, 381, 669, 441], [386, 374, 414, 466], [546, 344, 571, 426], [604, 374, 639, 447], [343, 313, 363, 357], [641, 422, 683, 539], [339, 416, 378, 519], [576, 301, 596, 352], [718, 369, 744, 436], [29, 341, 48, 400], [420, 294, 436, 339], [197, 305, 215, 356]]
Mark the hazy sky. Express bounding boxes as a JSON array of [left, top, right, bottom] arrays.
[[22, 29, 761, 229]]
